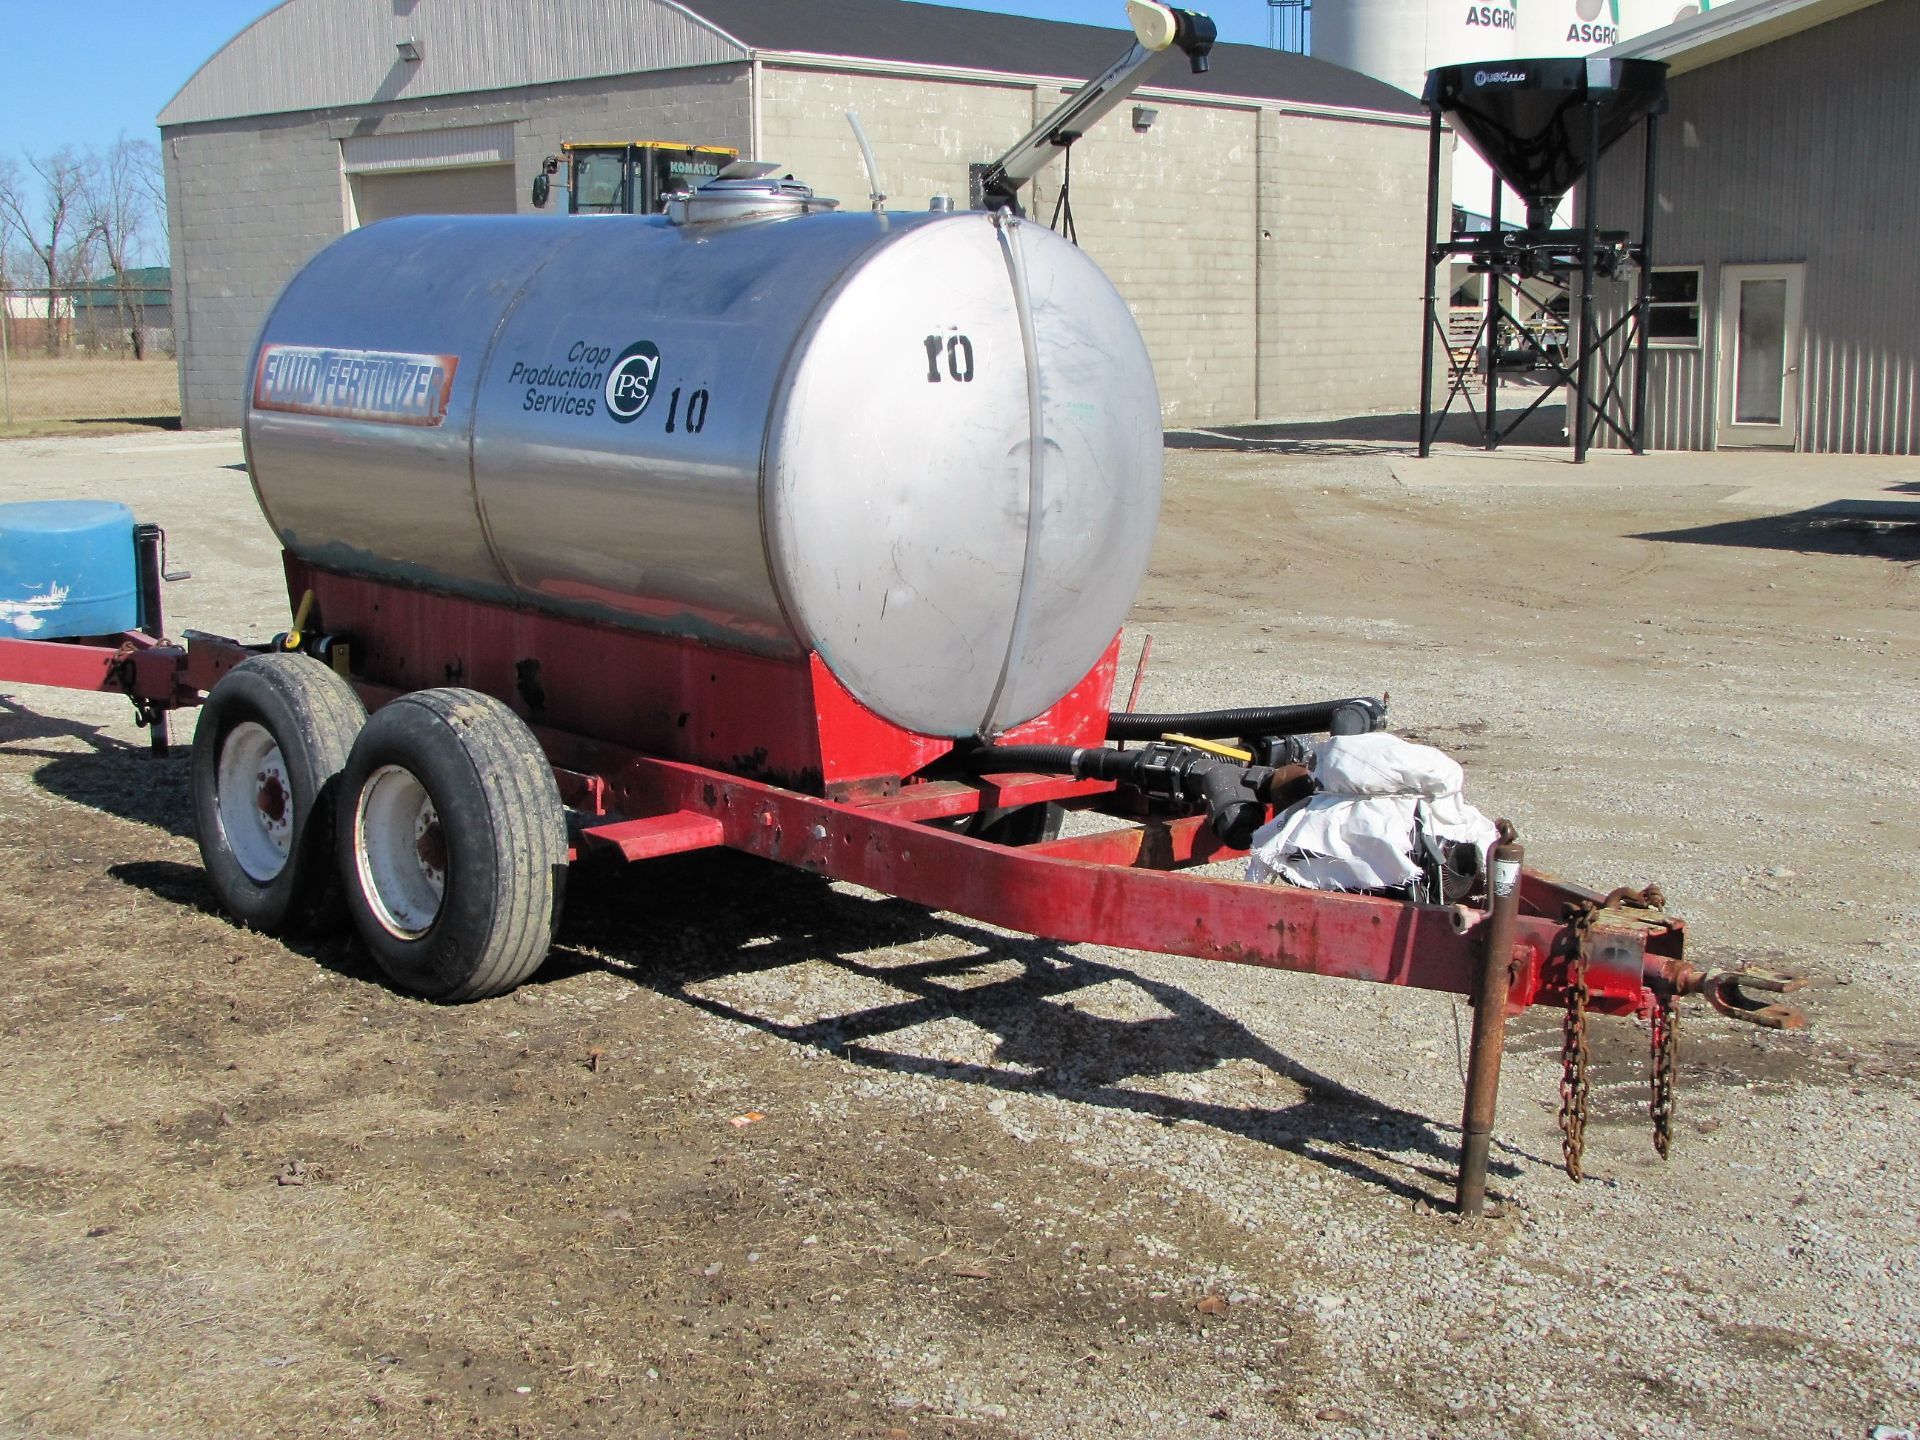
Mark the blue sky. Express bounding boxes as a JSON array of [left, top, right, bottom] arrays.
[[2, 1, 1277, 162]]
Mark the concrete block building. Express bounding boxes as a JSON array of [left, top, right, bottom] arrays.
[[159, 0, 1434, 430]]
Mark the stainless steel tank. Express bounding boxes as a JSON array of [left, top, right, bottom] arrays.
[[244, 177, 1163, 738]]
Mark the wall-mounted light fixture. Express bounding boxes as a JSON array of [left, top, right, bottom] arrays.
[[1132, 105, 1158, 133], [396, 37, 423, 62]]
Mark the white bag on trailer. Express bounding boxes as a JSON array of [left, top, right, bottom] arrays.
[[1246, 733, 1498, 893], [1313, 730, 1464, 799]]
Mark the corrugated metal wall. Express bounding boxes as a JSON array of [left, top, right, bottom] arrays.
[[161, 0, 745, 127], [1587, 275, 1713, 452], [340, 123, 516, 173], [1595, 0, 1920, 452]]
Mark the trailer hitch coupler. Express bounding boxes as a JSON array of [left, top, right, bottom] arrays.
[[1645, 957, 1808, 1031], [1704, 968, 1808, 1030]]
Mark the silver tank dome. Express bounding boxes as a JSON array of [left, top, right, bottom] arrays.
[[243, 188, 1162, 738]]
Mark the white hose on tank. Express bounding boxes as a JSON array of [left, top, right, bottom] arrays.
[[845, 111, 887, 214]]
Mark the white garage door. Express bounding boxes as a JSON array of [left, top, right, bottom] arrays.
[[350, 164, 517, 224], [342, 122, 517, 225]]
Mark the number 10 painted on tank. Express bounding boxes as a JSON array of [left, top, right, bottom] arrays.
[[923, 334, 977, 384], [662, 387, 710, 433]]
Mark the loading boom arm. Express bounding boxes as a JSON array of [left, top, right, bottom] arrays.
[[972, 1, 1217, 212]]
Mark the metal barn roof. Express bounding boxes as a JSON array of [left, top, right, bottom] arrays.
[[1598, 0, 1890, 74], [683, 0, 1422, 114], [71, 267, 172, 311], [160, 0, 1422, 128]]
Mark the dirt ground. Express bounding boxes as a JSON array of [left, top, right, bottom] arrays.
[[0, 428, 1915, 1440]]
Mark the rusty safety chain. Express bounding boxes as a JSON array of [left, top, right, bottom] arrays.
[[1558, 883, 1666, 1182], [1557, 931, 1592, 1180], [109, 647, 164, 729], [1650, 988, 1678, 1159]]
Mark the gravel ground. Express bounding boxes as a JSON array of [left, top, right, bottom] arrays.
[[0, 428, 1914, 1440]]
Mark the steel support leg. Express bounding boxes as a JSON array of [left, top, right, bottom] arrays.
[[1484, 181, 1501, 449], [133, 523, 171, 757], [1631, 112, 1660, 455], [1574, 99, 1602, 463], [1457, 834, 1524, 1214], [1418, 107, 1443, 458]]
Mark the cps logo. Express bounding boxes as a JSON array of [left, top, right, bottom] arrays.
[[605, 342, 662, 423]]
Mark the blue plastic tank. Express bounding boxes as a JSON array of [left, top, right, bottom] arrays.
[[0, 501, 140, 640]]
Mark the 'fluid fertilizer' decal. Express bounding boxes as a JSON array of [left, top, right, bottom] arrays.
[[253, 345, 459, 426]]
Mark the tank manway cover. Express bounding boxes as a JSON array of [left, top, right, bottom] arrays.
[[1424, 58, 1667, 216]]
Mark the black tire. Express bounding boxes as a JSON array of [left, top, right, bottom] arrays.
[[191, 653, 367, 935], [336, 688, 566, 1002]]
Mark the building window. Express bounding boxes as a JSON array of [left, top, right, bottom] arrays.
[[1647, 266, 1703, 347]]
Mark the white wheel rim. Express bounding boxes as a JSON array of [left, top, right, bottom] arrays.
[[217, 721, 294, 884], [355, 764, 446, 939]]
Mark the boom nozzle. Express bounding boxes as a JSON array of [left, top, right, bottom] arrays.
[[1127, 3, 1216, 71]]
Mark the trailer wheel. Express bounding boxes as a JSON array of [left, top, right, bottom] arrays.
[[191, 653, 367, 934], [337, 688, 566, 1002]]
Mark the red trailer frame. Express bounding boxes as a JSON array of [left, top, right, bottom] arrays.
[[0, 558, 1806, 1212]]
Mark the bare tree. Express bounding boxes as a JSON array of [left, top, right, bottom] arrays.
[[0, 156, 20, 318], [83, 137, 165, 357], [136, 141, 168, 257], [0, 215, 18, 287], [0, 147, 100, 354]]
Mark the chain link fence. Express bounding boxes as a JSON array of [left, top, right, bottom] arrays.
[[1, 284, 181, 428]]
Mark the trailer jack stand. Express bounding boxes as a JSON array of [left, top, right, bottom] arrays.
[[1456, 828, 1523, 1215]]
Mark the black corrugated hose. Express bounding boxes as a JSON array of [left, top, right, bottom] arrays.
[[965, 744, 1131, 780], [1104, 696, 1386, 742]]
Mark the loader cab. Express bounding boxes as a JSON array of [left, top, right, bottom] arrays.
[[539, 142, 740, 216]]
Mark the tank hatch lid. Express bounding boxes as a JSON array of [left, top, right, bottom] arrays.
[[665, 160, 841, 225], [1423, 58, 1668, 216]]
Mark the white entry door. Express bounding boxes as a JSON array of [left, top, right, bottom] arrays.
[[1716, 263, 1804, 448]]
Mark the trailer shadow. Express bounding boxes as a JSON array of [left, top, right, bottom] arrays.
[[14, 691, 1531, 1207], [95, 846, 1515, 1208], [0, 697, 196, 839], [546, 851, 1525, 1206]]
